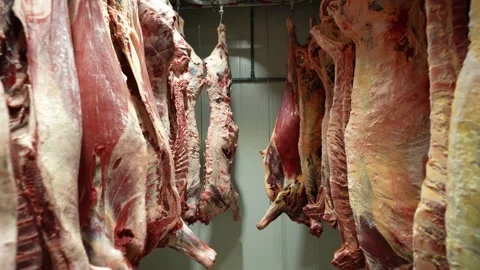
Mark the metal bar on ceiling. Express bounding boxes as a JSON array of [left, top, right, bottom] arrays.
[[177, 0, 306, 9], [232, 77, 286, 83]]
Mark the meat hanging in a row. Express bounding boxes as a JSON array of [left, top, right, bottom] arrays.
[[0, 0, 240, 269], [256, 0, 479, 269]]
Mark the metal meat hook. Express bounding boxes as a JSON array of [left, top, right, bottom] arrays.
[[219, 5, 224, 25]]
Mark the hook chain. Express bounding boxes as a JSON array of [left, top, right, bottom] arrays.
[[219, 5, 224, 24]]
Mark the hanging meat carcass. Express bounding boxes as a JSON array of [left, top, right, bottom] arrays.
[[311, 3, 364, 268], [137, 2, 178, 251], [413, 0, 470, 269], [199, 24, 240, 224], [0, 0, 92, 268], [0, 81, 17, 270], [71, 0, 150, 266], [296, 18, 326, 237], [167, 14, 205, 224], [125, 0, 183, 256], [0, 3, 18, 269], [328, 0, 431, 268], [169, 44, 191, 222], [169, 45, 205, 224], [172, 18, 206, 224], [138, 0, 216, 267], [183, 49, 205, 223], [257, 17, 308, 230], [446, 1, 479, 269], [1, 4, 49, 269], [305, 27, 337, 230]]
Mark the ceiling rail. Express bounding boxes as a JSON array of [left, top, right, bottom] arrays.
[[177, 0, 306, 9]]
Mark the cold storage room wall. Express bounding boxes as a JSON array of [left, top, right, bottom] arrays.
[[140, 2, 341, 269]]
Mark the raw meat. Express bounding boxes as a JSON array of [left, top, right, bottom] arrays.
[[138, 1, 216, 268], [166, 12, 191, 157], [166, 221, 216, 269], [167, 14, 202, 223], [167, 12, 189, 158], [0, 81, 17, 270], [199, 24, 240, 224], [311, 8, 364, 269], [0, 3, 31, 269], [183, 50, 205, 223], [109, 0, 197, 260], [257, 17, 308, 230], [6, 0, 90, 268], [168, 34, 205, 223], [330, 0, 431, 268], [139, 0, 177, 140], [296, 18, 326, 237], [413, 0, 469, 269], [306, 33, 337, 229], [446, 1, 480, 268], [169, 70, 190, 218], [71, 0, 148, 267]]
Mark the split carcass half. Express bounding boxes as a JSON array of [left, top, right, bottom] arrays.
[[71, 0, 149, 267], [257, 17, 309, 230], [183, 49, 205, 223], [199, 23, 240, 224], [138, 0, 216, 268], [446, 1, 480, 269], [330, 0, 431, 268], [413, 0, 470, 269], [1, 0, 91, 268], [167, 15, 205, 224], [311, 3, 364, 268], [0, 82, 17, 270], [305, 29, 337, 230], [296, 18, 327, 237]]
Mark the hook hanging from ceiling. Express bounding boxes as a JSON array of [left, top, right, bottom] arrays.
[[219, 5, 224, 25], [290, 0, 296, 14]]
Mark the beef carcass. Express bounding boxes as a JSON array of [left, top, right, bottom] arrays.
[[137, 3, 181, 248], [199, 24, 240, 224], [329, 0, 431, 268], [0, 3, 18, 269], [71, 0, 149, 266], [168, 39, 205, 223], [257, 17, 308, 230], [311, 8, 364, 269], [183, 50, 205, 223], [169, 71, 190, 218], [107, 0, 188, 258], [296, 18, 326, 237], [446, 1, 480, 268], [0, 81, 17, 270], [0, 5, 48, 268], [413, 0, 470, 269], [1, 0, 91, 268], [305, 32, 337, 230], [169, 15, 206, 223], [138, 0, 216, 267], [167, 15, 204, 223]]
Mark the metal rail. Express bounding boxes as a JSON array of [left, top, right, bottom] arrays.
[[178, 0, 306, 9], [232, 77, 286, 83]]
